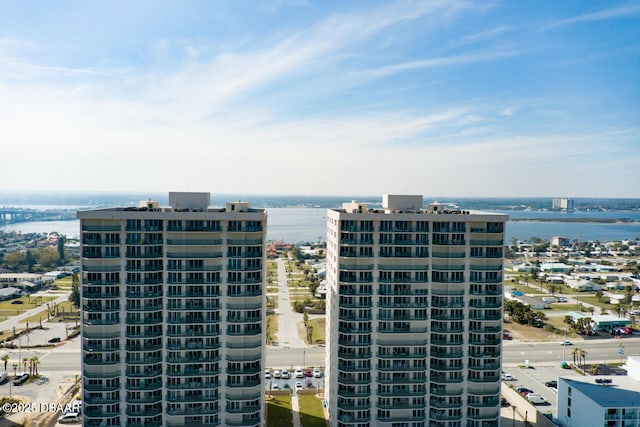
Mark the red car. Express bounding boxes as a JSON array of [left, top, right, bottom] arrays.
[[304, 370, 313, 377]]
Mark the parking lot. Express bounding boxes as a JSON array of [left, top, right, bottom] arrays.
[[265, 367, 324, 394], [502, 364, 585, 419]]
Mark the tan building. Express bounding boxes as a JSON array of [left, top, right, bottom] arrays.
[[78, 192, 266, 427], [325, 195, 508, 427]]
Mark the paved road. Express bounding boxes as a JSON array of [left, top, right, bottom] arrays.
[[275, 258, 307, 349], [503, 336, 640, 366]]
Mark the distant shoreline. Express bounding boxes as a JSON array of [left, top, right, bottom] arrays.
[[509, 218, 640, 224]]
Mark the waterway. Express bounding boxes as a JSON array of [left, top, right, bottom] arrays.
[[1, 208, 639, 243]]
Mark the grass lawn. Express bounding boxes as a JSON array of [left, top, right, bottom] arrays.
[[267, 313, 279, 344], [54, 277, 73, 290], [578, 296, 617, 311], [267, 395, 293, 427], [298, 395, 326, 427], [509, 284, 545, 295], [0, 296, 54, 311], [20, 300, 79, 325], [307, 318, 325, 344]]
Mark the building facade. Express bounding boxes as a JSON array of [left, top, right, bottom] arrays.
[[78, 192, 266, 427], [557, 373, 640, 427], [325, 195, 507, 427], [552, 198, 575, 211]]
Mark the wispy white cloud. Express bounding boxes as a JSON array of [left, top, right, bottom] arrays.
[[362, 49, 521, 80], [545, 3, 640, 28], [499, 108, 513, 116]]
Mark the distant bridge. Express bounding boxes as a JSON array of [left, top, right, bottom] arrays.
[[0, 208, 74, 225]]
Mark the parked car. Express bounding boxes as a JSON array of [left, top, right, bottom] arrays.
[[58, 412, 81, 424], [273, 369, 281, 379], [517, 387, 534, 396], [304, 370, 313, 377], [295, 381, 303, 391], [12, 372, 29, 386], [295, 367, 304, 378], [313, 367, 322, 378], [501, 373, 513, 381], [0, 372, 7, 384], [48, 337, 61, 343], [281, 369, 290, 379], [526, 394, 547, 405], [265, 369, 271, 379], [545, 380, 558, 388]]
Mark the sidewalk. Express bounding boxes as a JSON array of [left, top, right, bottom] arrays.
[[0, 292, 70, 336], [275, 258, 308, 349]]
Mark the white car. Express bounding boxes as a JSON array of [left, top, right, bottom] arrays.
[[527, 394, 547, 405], [273, 369, 281, 379], [265, 369, 271, 379], [313, 367, 322, 378], [501, 372, 513, 381], [295, 367, 304, 378], [281, 369, 290, 379], [58, 412, 81, 424], [295, 381, 303, 391], [560, 340, 573, 346]]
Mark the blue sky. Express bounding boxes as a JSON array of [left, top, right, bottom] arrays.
[[1, 1, 638, 197]]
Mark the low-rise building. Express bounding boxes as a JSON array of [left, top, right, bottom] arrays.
[[557, 356, 640, 427]]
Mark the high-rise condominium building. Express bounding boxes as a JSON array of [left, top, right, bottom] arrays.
[[78, 192, 266, 427], [552, 198, 574, 211], [325, 195, 508, 427]]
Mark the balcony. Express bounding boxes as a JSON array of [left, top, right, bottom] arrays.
[[377, 363, 426, 372], [377, 388, 426, 397], [429, 375, 463, 384], [337, 389, 371, 398], [167, 239, 222, 245], [377, 326, 428, 334], [431, 252, 466, 258], [82, 225, 120, 232], [376, 352, 426, 359], [337, 376, 371, 385], [338, 339, 371, 347], [227, 239, 263, 245], [468, 376, 500, 383], [166, 381, 220, 390], [167, 368, 220, 377], [84, 382, 119, 392], [377, 414, 426, 422], [166, 251, 223, 259], [338, 326, 372, 334], [468, 398, 499, 408], [125, 395, 163, 404], [469, 239, 503, 246], [431, 351, 464, 359], [470, 264, 503, 271], [337, 351, 372, 360], [125, 304, 162, 312]]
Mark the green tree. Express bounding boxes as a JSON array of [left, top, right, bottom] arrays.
[[3, 251, 25, 271], [37, 248, 60, 268], [69, 273, 80, 308], [1, 354, 8, 372], [25, 250, 36, 271], [57, 235, 66, 264]]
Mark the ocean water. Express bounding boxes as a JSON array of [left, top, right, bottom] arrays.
[[1, 207, 639, 243]]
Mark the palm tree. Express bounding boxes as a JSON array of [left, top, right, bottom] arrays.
[[578, 348, 587, 368], [1, 354, 9, 372], [22, 357, 28, 373], [30, 356, 39, 376], [571, 348, 579, 365]]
